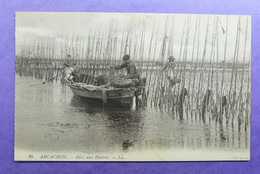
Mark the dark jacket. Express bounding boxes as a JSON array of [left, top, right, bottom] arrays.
[[115, 60, 139, 78]]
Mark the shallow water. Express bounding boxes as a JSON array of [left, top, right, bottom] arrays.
[[15, 75, 249, 154]]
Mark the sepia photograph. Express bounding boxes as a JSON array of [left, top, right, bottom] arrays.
[[15, 12, 251, 161]]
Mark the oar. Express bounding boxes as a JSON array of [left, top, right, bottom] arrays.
[[30, 70, 65, 87]]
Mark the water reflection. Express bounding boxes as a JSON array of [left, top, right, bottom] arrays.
[[15, 76, 250, 153], [70, 97, 145, 151]]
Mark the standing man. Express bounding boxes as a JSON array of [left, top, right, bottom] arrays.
[[161, 56, 175, 72], [161, 56, 180, 88]]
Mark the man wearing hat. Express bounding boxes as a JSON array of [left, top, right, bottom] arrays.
[[113, 55, 139, 79], [113, 55, 144, 106], [63, 63, 75, 84], [162, 56, 175, 71]]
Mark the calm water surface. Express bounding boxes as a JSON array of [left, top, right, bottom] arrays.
[[15, 75, 249, 153]]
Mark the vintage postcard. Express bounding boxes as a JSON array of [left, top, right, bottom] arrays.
[[15, 12, 251, 161]]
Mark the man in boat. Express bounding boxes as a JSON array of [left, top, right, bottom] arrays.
[[113, 55, 146, 106], [63, 63, 75, 84], [113, 54, 146, 87], [113, 54, 140, 79], [63, 63, 85, 83]]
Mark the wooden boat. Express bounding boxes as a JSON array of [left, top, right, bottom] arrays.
[[68, 83, 137, 108], [63, 64, 146, 108]]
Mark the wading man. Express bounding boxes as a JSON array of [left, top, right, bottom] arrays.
[[161, 56, 176, 72], [161, 56, 180, 87]]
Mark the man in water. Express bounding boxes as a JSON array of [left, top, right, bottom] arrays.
[[161, 56, 175, 71], [113, 54, 140, 79], [161, 56, 181, 88]]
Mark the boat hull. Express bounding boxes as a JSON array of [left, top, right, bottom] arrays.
[[73, 95, 134, 108], [69, 85, 135, 108]]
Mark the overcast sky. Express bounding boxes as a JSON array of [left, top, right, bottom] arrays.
[[16, 12, 251, 63]]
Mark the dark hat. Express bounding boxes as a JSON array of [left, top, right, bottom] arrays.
[[168, 56, 175, 60], [122, 55, 130, 61], [168, 56, 175, 62]]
